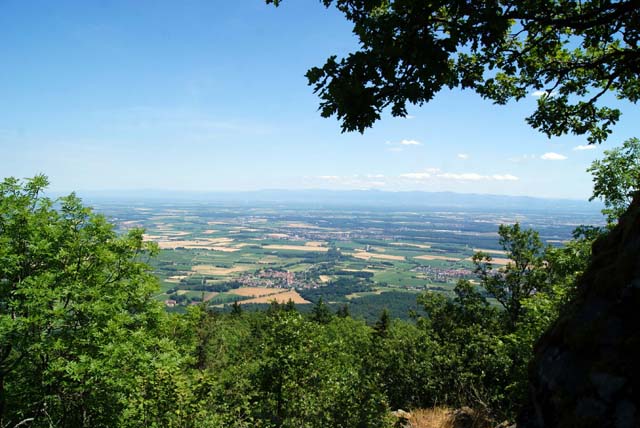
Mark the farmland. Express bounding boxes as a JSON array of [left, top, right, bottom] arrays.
[[90, 199, 602, 318]]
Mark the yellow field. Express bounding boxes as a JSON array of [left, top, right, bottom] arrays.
[[191, 265, 250, 276], [263, 244, 329, 252], [231, 226, 260, 232], [351, 251, 405, 261], [345, 289, 384, 299], [286, 222, 319, 229], [227, 287, 309, 305], [152, 237, 237, 250], [389, 242, 432, 249], [157, 242, 240, 251], [414, 254, 461, 262], [305, 241, 326, 247], [143, 234, 166, 240], [154, 225, 176, 231], [265, 233, 290, 239], [228, 287, 282, 297], [202, 237, 235, 244], [203, 292, 219, 301], [258, 256, 280, 264], [161, 231, 191, 237], [239, 290, 310, 305], [319, 275, 332, 283], [165, 275, 188, 283]]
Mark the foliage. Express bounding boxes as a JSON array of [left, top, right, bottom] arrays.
[[0, 175, 190, 427], [188, 308, 394, 428], [269, 0, 638, 144], [411, 222, 599, 418], [472, 223, 547, 329], [373, 308, 391, 337], [340, 291, 425, 323], [587, 137, 640, 223], [417, 282, 512, 414], [298, 278, 370, 303], [369, 320, 434, 411], [310, 297, 333, 324], [545, 225, 602, 289], [1, 175, 605, 425]]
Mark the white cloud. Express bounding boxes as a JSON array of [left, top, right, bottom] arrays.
[[386, 139, 422, 150], [437, 173, 518, 181], [573, 144, 597, 151], [531, 90, 558, 98], [541, 152, 568, 161], [400, 168, 518, 182], [400, 168, 441, 179], [400, 172, 433, 180], [309, 167, 520, 191], [309, 174, 391, 190], [457, 153, 470, 159], [491, 174, 519, 181], [405, 115, 416, 120], [399, 139, 422, 146], [437, 173, 486, 181]]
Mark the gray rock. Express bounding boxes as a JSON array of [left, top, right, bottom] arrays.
[[518, 193, 640, 428]]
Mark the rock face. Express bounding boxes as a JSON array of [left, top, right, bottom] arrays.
[[518, 196, 640, 427]]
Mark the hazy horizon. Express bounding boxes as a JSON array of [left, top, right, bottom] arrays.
[[53, 188, 605, 215], [61, 186, 598, 202], [3, 2, 638, 199]]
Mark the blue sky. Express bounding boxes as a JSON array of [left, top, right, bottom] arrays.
[[1, 0, 638, 199]]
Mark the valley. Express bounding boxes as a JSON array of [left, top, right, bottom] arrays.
[[91, 198, 602, 320]]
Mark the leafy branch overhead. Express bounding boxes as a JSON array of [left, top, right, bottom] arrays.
[[268, 0, 639, 143], [588, 137, 640, 223]]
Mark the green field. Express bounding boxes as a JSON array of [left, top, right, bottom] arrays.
[[90, 201, 596, 315]]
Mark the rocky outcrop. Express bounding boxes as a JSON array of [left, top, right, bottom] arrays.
[[519, 195, 640, 427]]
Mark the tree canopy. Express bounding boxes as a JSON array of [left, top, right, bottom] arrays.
[[268, 0, 638, 143], [0, 173, 605, 425], [0, 176, 189, 427], [587, 137, 640, 223], [473, 224, 547, 329]]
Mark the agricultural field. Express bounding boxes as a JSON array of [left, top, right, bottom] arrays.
[[90, 200, 602, 318]]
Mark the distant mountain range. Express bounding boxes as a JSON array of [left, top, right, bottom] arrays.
[[64, 189, 603, 213]]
